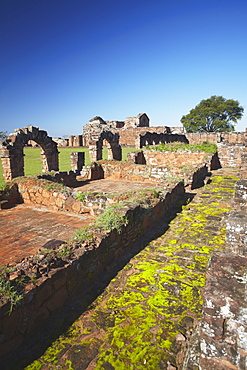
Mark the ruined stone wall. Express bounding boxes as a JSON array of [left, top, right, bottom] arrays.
[[15, 177, 109, 216], [70, 152, 85, 172], [83, 126, 172, 147], [113, 127, 177, 147], [217, 142, 245, 167], [0, 126, 59, 182], [80, 159, 211, 189], [0, 182, 185, 364], [136, 132, 188, 149], [131, 151, 212, 167], [126, 143, 244, 169], [53, 138, 69, 147], [83, 125, 246, 148], [186, 131, 247, 144], [240, 152, 247, 179], [68, 135, 82, 147]]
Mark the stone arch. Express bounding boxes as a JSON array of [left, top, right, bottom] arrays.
[[0, 126, 59, 181], [89, 129, 122, 162]]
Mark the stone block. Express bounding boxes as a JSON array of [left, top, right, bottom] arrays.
[[226, 210, 247, 255]]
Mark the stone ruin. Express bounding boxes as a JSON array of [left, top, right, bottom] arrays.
[[1, 120, 247, 368], [135, 131, 189, 149], [84, 117, 122, 162], [105, 112, 150, 129], [0, 126, 59, 181], [0, 122, 123, 182]]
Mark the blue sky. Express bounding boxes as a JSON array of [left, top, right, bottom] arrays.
[[0, 0, 247, 137]]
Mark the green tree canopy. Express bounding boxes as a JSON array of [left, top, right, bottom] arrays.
[[181, 95, 244, 133]]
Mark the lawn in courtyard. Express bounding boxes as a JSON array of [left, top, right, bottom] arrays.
[[0, 146, 135, 186]]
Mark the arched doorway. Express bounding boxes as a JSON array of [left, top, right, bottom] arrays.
[[0, 126, 59, 181], [89, 129, 122, 163]]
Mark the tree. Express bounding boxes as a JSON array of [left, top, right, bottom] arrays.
[[181, 95, 244, 133], [0, 131, 7, 141]]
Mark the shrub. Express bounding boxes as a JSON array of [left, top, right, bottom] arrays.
[[95, 204, 128, 233], [0, 269, 23, 313], [75, 192, 85, 202], [72, 227, 94, 243], [0, 182, 8, 191]]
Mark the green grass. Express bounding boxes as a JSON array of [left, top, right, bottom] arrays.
[[0, 147, 135, 185]]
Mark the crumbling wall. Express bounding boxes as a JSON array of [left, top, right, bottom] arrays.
[[15, 177, 108, 216], [135, 132, 188, 149], [217, 142, 245, 167], [124, 113, 149, 128], [68, 135, 82, 147], [82, 120, 122, 162], [70, 151, 85, 172], [0, 126, 59, 181], [186, 131, 247, 144], [82, 114, 182, 147], [128, 150, 212, 168], [80, 158, 211, 189]]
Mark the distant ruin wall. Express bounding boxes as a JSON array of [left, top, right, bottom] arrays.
[[136, 132, 188, 149], [82, 125, 247, 149], [186, 131, 247, 144], [68, 135, 82, 147], [83, 126, 177, 147]]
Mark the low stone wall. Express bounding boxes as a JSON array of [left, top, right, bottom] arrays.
[[0, 183, 21, 209], [15, 177, 110, 216], [126, 144, 243, 169], [130, 150, 213, 167], [0, 182, 185, 363], [80, 159, 210, 190]]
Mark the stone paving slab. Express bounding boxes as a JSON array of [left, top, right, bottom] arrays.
[[25, 169, 240, 370], [0, 205, 95, 266]]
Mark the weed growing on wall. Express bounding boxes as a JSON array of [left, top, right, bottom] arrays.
[[95, 204, 128, 234], [145, 141, 217, 153], [72, 227, 94, 243], [75, 191, 95, 202], [0, 268, 23, 313], [0, 182, 8, 191]]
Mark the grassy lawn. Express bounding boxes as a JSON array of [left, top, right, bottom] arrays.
[[0, 147, 135, 185]]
